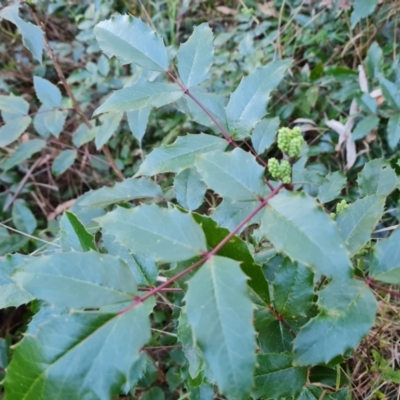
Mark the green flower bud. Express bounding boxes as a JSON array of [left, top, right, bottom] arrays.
[[336, 199, 348, 214]]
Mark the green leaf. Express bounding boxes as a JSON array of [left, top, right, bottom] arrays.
[[251, 117, 280, 154], [0, 116, 31, 147], [317, 171, 347, 204], [33, 104, 51, 137], [136, 133, 227, 176], [96, 204, 207, 263], [386, 113, 400, 150], [2, 139, 45, 171], [370, 227, 400, 284], [293, 279, 377, 365], [94, 82, 182, 116], [351, 0, 379, 28], [52, 149, 77, 176], [0, 254, 34, 309], [33, 76, 62, 107], [73, 123, 96, 147], [357, 159, 397, 196], [0, 4, 44, 63], [4, 304, 151, 400], [365, 42, 382, 79], [0, 94, 29, 115], [127, 106, 151, 144], [192, 213, 270, 304], [260, 190, 352, 279], [0, 230, 29, 256], [44, 109, 68, 137], [80, 177, 162, 208], [63, 211, 97, 252], [177, 23, 214, 88], [195, 148, 268, 202], [226, 60, 290, 139], [298, 386, 350, 400], [379, 77, 400, 110], [273, 258, 314, 319], [12, 199, 37, 235], [102, 234, 158, 286], [94, 111, 124, 149], [12, 252, 137, 308], [174, 167, 207, 211], [94, 14, 168, 71], [352, 115, 379, 141], [178, 310, 203, 379], [336, 195, 385, 257], [185, 256, 256, 400], [253, 353, 307, 399]]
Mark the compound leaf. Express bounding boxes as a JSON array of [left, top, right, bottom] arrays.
[[63, 211, 97, 252], [294, 279, 377, 366], [33, 76, 62, 107], [95, 111, 124, 149], [0, 94, 29, 115], [317, 171, 347, 204], [174, 167, 207, 211], [386, 113, 400, 149], [0, 116, 31, 147], [52, 149, 77, 176], [127, 106, 151, 144], [185, 256, 256, 400], [44, 109, 68, 138]]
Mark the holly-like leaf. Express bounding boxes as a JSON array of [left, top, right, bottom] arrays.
[[272, 258, 314, 319], [12, 200, 37, 235], [136, 133, 227, 176], [251, 117, 280, 154], [174, 168, 207, 211], [185, 256, 256, 400], [80, 177, 162, 208], [0, 116, 31, 147], [358, 159, 397, 197], [96, 204, 207, 263], [195, 148, 268, 201], [260, 190, 352, 279], [0, 4, 44, 63], [95, 111, 124, 149], [33, 76, 62, 107], [127, 106, 151, 144], [317, 171, 347, 204], [365, 42, 383, 79], [386, 113, 400, 149], [253, 353, 307, 399], [62, 211, 97, 252], [4, 304, 151, 400], [52, 149, 77, 176], [370, 226, 400, 284], [379, 77, 400, 111], [94, 14, 168, 70], [336, 195, 385, 257], [177, 23, 214, 88], [94, 82, 182, 116], [43, 109, 67, 138], [225, 60, 291, 139], [293, 279, 377, 366], [12, 252, 137, 308]]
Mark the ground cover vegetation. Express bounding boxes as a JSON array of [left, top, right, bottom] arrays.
[[0, 0, 400, 399]]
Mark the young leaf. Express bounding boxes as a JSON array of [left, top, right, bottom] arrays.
[[336, 195, 385, 257], [317, 171, 347, 204], [260, 190, 352, 279], [177, 23, 214, 88], [63, 211, 97, 252], [44, 109, 68, 137], [195, 148, 268, 201], [94, 82, 182, 116], [127, 106, 151, 144], [357, 159, 397, 197], [52, 149, 77, 176], [12, 200, 37, 235], [96, 204, 207, 263], [185, 256, 256, 400], [351, 0, 379, 29], [80, 177, 162, 208], [0, 116, 31, 147], [294, 279, 377, 365], [251, 117, 280, 154], [94, 14, 168, 71], [369, 227, 400, 284], [272, 258, 314, 319], [0, 4, 44, 63], [4, 304, 151, 399], [94, 111, 124, 149], [386, 113, 400, 150], [253, 353, 307, 399], [12, 252, 137, 308], [33, 76, 62, 107], [193, 213, 270, 304], [225, 60, 291, 139], [174, 168, 207, 211], [2, 139, 46, 171], [136, 133, 227, 176]]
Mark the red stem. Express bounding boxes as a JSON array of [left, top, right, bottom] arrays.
[[365, 278, 400, 298], [118, 183, 284, 315]]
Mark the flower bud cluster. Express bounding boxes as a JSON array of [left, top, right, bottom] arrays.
[[268, 158, 292, 184], [330, 199, 349, 219], [277, 127, 304, 158]]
